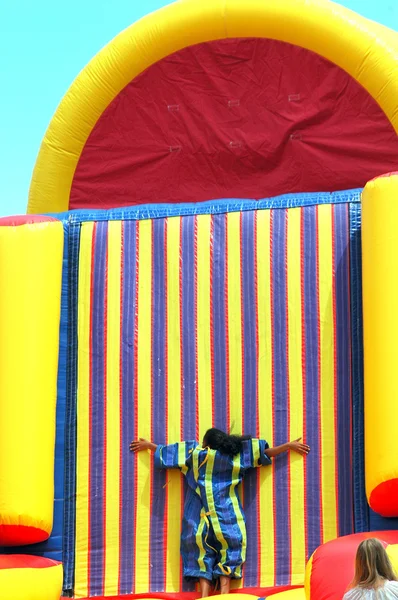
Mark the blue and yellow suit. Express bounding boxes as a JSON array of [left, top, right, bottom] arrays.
[[154, 439, 271, 582]]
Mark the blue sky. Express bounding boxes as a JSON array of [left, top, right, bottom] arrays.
[[0, 0, 397, 217]]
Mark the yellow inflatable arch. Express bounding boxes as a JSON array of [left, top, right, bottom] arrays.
[[28, 0, 398, 214]]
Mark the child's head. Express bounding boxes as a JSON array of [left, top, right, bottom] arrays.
[[352, 538, 397, 588], [202, 428, 251, 456]]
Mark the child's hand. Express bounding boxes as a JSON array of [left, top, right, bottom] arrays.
[[288, 438, 310, 456], [130, 438, 152, 452]]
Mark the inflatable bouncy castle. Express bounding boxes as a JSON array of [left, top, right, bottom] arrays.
[[1, 1, 398, 599]]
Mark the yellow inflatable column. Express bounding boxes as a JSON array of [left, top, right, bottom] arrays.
[[0, 216, 64, 544], [362, 173, 398, 517]]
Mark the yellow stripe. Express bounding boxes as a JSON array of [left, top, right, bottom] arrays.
[[104, 222, 122, 595], [166, 217, 182, 592], [204, 451, 229, 562], [196, 511, 207, 572], [317, 205, 337, 543], [179, 442, 188, 476], [256, 209, 275, 587], [135, 219, 153, 592], [75, 222, 94, 599], [227, 212, 243, 434], [230, 454, 247, 568], [287, 208, 305, 584], [196, 215, 212, 438]]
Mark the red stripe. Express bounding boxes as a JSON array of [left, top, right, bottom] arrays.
[[102, 228, 109, 595], [209, 215, 215, 429], [240, 212, 245, 435], [88, 223, 97, 590], [346, 205, 354, 524], [269, 210, 276, 587], [331, 208, 340, 534], [254, 211, 262, 582], [132, 224, 140, 593], [118, 224, 125, 595], [179, 217, 184, 590], [224, 213, 230, 432], [164, 219, 169, 589], [284, 210, 292, 584], [194, 216, 199, 441], [315, 206, 324, 544], [300, 209, 309, 561]]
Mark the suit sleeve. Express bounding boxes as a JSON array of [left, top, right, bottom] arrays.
[[154, 441, 198, 470], [241, 439, 272, 470]]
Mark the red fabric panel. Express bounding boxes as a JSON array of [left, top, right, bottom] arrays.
[[0, 524, 49, 546], [369, 479, 398, 517], [309, 531, 398, 600], [70, 38, 398, 210], [70, 586, 299, 600], [0, 215, 58, 226], [0, 554, 60, 569]]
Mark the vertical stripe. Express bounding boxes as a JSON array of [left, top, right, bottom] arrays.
[[226, 212, 243, 435], [334, 204, 354, 535], [317, 204, 338, 543], [349, 203, 368, 532], [302, 206, 321, 556], [134, 219, 153, 592], [241, 211, 258, 587], [300, 209, 308, 563], [150, 218, 167, 591], [119, 221, 137, 595], [286, 208, 305, 584], [181, 216, 197, 442], [212, 214, 227, 429], [256, 209, 275, 588], [104, 222, 122, 596], [89, 222, 108, 596], [196, 214, 213, 439], [64, 222, 80, 593], [75, 222, 94, 599], [165, 216, 183, 591], [272, 208, 290, 585]]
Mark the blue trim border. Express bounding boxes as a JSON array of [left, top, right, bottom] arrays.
[[50, 189, 362, 224]]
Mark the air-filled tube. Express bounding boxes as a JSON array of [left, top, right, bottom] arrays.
[[0, 216, 64, 544], [362, 173, 398, 517]]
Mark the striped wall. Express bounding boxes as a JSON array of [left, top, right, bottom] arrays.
[[74, 204, 353, 597]]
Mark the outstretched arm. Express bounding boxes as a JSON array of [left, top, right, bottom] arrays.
[[265, 438, 310, 458], [130, 438, 158, 453]]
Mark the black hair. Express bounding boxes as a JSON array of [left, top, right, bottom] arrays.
[[203, 428, 252, 456]]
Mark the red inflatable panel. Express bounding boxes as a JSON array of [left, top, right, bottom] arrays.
[[0, 555, 60, 569], [0, 215, 59, 226], [70, 38, 398, 210]]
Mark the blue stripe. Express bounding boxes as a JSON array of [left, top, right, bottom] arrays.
[[182, 216, 197, 441], [241, 210, 258, 587], [50, 189, 362, 224], [349, 203, 369, 533], [119, 221, 137, 594], [334, 204, 354, 535], [181, 216, 197, 592], [302, 206, 322, 556], [89, 222, 108, 596], [212, 214, 227, 429], [63, 221, 81, 592], [271, 209, 290, 585], [150, 219, 167, 590]]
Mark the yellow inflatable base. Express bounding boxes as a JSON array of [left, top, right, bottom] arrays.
[[0, 562, 63, 600], [268, 588, 306, 600]]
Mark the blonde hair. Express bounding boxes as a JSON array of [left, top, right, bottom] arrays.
[[352, 538, 397, 589]]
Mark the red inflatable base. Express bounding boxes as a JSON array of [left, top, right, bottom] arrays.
[[0, 524, 49, 546], [66, 586, 299, 600]]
